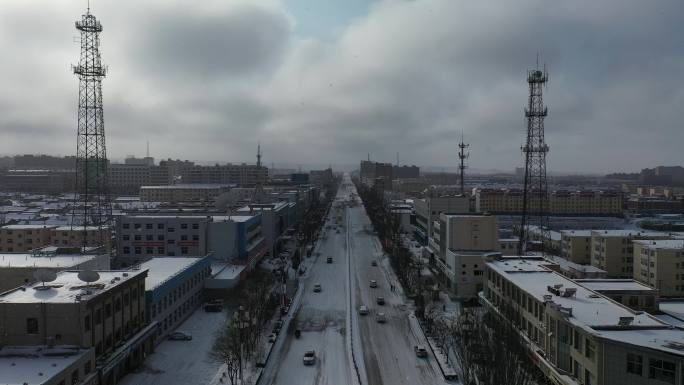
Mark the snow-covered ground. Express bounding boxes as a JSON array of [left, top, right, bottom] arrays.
[[119, 309, 226, 385]]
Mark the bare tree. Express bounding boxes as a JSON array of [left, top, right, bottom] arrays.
[[209, 326, 242, 385]]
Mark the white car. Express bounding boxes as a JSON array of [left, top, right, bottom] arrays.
[[303, 350, 316, 365], [359, 305, 369, 315], [369, 280, 378, 288]]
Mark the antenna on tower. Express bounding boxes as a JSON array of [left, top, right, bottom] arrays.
[[396, 152, 399, 167], [458, 131, 469, 196], [146, 140, 150, 158], [519, 59, 550, 256], [253, 142, 266, 204]]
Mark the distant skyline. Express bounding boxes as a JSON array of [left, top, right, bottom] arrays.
[[0, 0, 682, 173]]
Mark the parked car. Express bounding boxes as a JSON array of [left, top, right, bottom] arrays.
[[313, 283, 322, 292], [375, 312, 387, 323], [268, 333, 277, 343], [414, 345, 428, 358], [358, 305, 369, 315], [369, 280, 378, 288], [327, 256, 333, 263], [168, 331, 192, 341], [376, 296, 385, 305], [303, 350, 316, 365]]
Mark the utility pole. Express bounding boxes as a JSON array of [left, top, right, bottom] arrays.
[[518, 63, 550, 256]]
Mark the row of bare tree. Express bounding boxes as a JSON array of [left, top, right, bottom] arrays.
[[209, 272, 278, 385]]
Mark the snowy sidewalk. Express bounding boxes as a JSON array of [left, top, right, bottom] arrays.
[[408, 314, 459, 382]]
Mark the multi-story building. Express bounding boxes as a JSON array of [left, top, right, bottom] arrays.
[[483, 256, 684, 385], [498, 237, 520, 255], [474, 188, 623, 216], [139, 184, 233, 202], [0, 345, 97, 385], [591, 230, 670, 278], [51, 226, 112, 250], [139, 256, 212, 341], [237, 202, 297, 257], [108, 163, 154, 195], [0, 269, 156, 385], [393, 165, 420, 179], [634, 239, 684, 297], [0, 169, 76, 194], [0, 224, 56, 252], [180, 164, 268, 186], [544, 254, 607, 280], [432, 213, 499, 297], [561, 230, 593, 264], [116, 214, 266, 268], [0, 246, 110, 292], [414, 195, 470, 245]]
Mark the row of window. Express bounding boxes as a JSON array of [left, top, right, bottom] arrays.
[[122, 234, 200, 241], [122, 222, 200, 230], [122, 246, 191, 255], [627, 353, 676, 383]]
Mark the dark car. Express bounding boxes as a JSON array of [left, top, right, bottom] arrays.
[[376, 296, 385, 305], [327, 257, 333, 263], [168, 331, 192, 341]]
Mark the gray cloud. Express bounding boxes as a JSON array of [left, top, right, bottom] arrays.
[[0, 0, 682, 173]]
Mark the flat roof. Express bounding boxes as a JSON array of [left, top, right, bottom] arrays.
[[0, 270, 147, 304], [659, 301, 684, 322], [211, 263, 246, 280], [212, 215, 256, 223], [560, 230, 592, 237], [543, 255, 606, 274], [590, 229, 667, 238], [0, 345, 92, 385], [575, 279, 655, 292], [488, 258, 661, 329], [634, 239, 684, 250], [0, 254, 97, 269], [139, 257, 205, 291], [0, 224, 57, 230], [140, 184, 234, 189]]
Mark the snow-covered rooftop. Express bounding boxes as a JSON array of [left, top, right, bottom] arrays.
[[633, 239, 684, 250], [211, 262, 246, 280], [139, 257, 204, 291], [0, 253, 97, 269], [560, 230, 592, 237], [0, 270, 146, 304], [590, 229, 668, 238], [543, 255, 606, 274], [488, 258, 662, 329], [575, 279, 655, 292], [0, 224, 57, 230], [0, 345, 92, 385]]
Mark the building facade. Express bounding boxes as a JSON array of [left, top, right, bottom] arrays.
[[634, 239, 684, 297], [561, 230, 593, 265], [590, 230, 670, 278], [474, 188, 623, 216]]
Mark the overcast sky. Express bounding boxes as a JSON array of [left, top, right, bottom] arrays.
[[0, 0, 682, 174]]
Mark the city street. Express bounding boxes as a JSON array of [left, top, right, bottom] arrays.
[[261, 175, 448, 385]]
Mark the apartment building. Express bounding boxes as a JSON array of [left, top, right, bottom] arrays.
[[414, 195, 470, 245], [591, 230, 670, 278], [51, 226, 112, 250], [634, 239, 684, 297], [0, 224, 55, 252], [432, 214, 499, 297], [0, 269, 156, 385], [575, 279, 659, 313], [140, 256, 212, 341], [561, 230, 592, 264], [139, 184, 233, 202], [483, 256, 684, 385], [116, 214, 266, 268], [474, 188, 623, 216], [180, 164, 268, 186]]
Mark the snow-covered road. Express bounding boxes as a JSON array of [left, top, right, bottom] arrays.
[[261, 175, 449, 385]]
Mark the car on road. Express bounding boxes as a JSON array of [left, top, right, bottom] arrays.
[[359, 305, 369, 315], [371, 260, 377, 266], [376, 296, 385, 305], [268, 333, 277, 343], [303, 350, 316, 365], [414, 345, 428, 358], [168, 331, 192, 341], [369, 280, 378, 288], [375, 312, 387, 323], [313, 283, 322, 292], [327, 256, 333, 263]]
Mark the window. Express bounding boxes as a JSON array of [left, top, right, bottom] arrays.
[[135, 246, 142, 254], [649, 359, 675, 383], [168, 227, 175, 232], [584, 369, 593, 385], [84, 315, 91, 332], [124, 293, 130, 305], [192, 223, 199, 229], [71, 369, 79, 385], [157, 234, 165, 241], [157, 223, 165, 229], [122, 234, 130, 241], [26, 318, 39, 334], [192, 234, 199, 241], [146, 247, 154, 254], [123, 246, 130, 254], [158, 247, 165, 254], [146, 223, 153, 229], [84, 361, 91, 375], [627, 353, 643, 376], [105, 303, 112, 318], [134, 223, 141, 229], [134, 235, 142, 241], [95, 309, 102, 325], [181, 235, 188, 241], [585, 339, 595, 359], [146, 235, 153, 241], [181, 246, 189, 254], [167, 239, 175, 244], [181, 223, 188, 229], [123, 223, 130, 229], [115, 298, 122, 311]]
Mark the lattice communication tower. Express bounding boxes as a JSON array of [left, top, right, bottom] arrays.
[[458, 132, 469, 196], [518, 66, 550, 255], [71, 8, 111, 250]]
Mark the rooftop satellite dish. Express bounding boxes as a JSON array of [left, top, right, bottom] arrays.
[[78, 270, 100, 284], [33, 269, 57, 289]]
